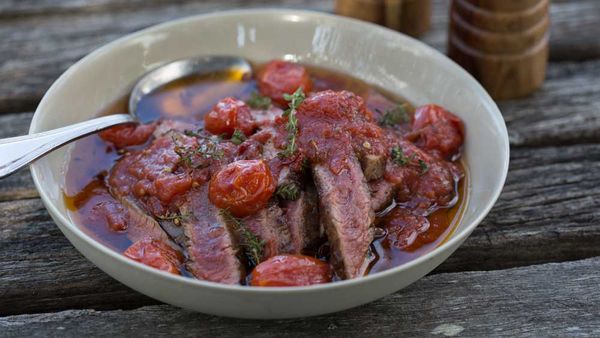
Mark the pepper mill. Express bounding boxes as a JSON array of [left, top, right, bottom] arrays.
[[447, 0, 550, 100], [335, 0, 431, 37]]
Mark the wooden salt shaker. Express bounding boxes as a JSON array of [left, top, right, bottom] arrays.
[[335, 0, 432, 37], [447, 0, 550, 100]]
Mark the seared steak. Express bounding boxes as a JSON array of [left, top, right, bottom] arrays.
[[281, 185, 323, 254]]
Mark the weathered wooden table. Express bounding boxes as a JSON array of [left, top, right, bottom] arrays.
[[1, 0, 599, 336]]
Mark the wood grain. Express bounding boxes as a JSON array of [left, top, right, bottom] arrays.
[[1, 257, 599, 337], [2, 143, 599, 315], [1, 0, 600, 113]]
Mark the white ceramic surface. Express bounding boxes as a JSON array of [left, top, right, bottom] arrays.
[[29, 9, 509, 319]]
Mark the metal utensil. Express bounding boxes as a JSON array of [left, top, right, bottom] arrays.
[[0, 55, 252, 179]]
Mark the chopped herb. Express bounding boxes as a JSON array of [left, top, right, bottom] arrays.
[[379, 104, 409, 127], [173, 135, 224, 168], [157, 211, 189, 226], [246, 92, 272, 109], [418, 159, 429, 176], [276, 183, 300, 201], [230, 129, 247, 145], [183, 129, 202, 137], [278, 87, 305, 158], [391, 146, 414, 166], [219, 209, 264, 265]]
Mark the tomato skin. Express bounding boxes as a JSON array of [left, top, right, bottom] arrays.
[[250, 254, 333, 287], [411, 104, 464, 160], [381, 208, 430, 251], [208, 160, 276, 217], [257, 60, 313, 106], [123, 239, 183, 275], [204, 97, 254, 137], [99, 123, 156, 148]]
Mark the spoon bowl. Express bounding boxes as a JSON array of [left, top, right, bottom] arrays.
[[0, 55, 251, 178]]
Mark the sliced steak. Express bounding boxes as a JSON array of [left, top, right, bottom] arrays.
[[369, 178, 398, 213], [242, 202, 290, 259], [179, 185, 245, 284], [281, 185, 323, 254], [312, 155, 375, 279]]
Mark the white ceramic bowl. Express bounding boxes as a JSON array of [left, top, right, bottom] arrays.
[[30, 9, 509, 319]]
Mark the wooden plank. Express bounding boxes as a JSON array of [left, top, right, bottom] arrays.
[[0, 0, 599, 113], [1, 143, 599, 315], [1, 257, 599, 337]]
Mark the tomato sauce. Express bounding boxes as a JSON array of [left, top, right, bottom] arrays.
[[63, 63, 468, 278]]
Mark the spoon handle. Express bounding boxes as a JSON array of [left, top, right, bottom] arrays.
[[0, 114, 135, 178]]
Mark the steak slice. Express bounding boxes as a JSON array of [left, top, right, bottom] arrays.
[[242, 202, 290, 260], [179, 185, 245, 284], [281, 185, 323, 254], [369, 178, 398, 213], [312, 155, 375, 279]]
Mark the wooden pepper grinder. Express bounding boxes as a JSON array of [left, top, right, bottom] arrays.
[[447, 0, 550, 100], [335, 0, 432, 37]]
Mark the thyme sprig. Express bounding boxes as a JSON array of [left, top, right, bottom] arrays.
[[246, 92, 272, 109], [157, 211, 190, 226], [219, 209, 264, 266], [278, 87, 305, 158], [276, 183, 300, 201], [391, 146, 415, 166], [379, 104, 409, 127], [173, 133, 224, 168], [230, 129, 247, 145]]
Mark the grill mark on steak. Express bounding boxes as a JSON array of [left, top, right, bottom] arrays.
[[312, 156, 375, 279], [179, 185, 245, 284]]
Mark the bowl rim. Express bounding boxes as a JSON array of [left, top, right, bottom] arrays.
[[30, 8, 510, 294]]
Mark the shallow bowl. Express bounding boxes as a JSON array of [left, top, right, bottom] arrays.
[[30, 9, 509, 319]]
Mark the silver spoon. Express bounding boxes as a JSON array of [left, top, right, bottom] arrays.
[[0, 55, 252, 179]]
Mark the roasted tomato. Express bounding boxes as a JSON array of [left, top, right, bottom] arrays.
[[208, 160, 276, 217], [99, 123, 156, 148], [250, 254, 333, 287], [381, 208, 431, 251], [411, 104, 464, 160], [123, 239, 183, 275], [257, 60, 313, 106], [204, 97, 254, 137]]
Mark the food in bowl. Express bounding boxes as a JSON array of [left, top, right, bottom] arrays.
[[64, 60, 467, 286]]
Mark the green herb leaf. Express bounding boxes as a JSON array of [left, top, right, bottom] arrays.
[[278, 87, 305, 158], [246, 92, 272, 109], [173, 134, 224, 169], [157, 211, 189, 226], [276, 183, 300, 201], [219, 209, 264, 266], [391, 146, 414, 166], [379, 104, 409, 127], [230, 129, 247, 145], [418, 159, 429, 176]]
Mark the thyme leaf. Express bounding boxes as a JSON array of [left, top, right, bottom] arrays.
[[391, 146, 414, 166], [230, 129, 247, 145], [379, 104, 409, 127], [276, 183, 300, 201], [278, 87, 305, 158], [418, 159, 429, 176], [219, 209, 264, 266], [173, 134, 224, 168], [246, 92, 272, 109]]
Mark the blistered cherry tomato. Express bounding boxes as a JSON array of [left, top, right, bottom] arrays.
[[208, 160, 276, 217], [99, 123, 156, 148], [257, 60, 312, 106], [123, 239, 183, 275], [204, 97, 254, 137], [411, 104, 464, 160], [250, 254, 333, 287]]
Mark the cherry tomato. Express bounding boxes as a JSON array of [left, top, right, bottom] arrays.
[[411, 104, 464, 160], [123, 239, 183, 275], [204, 97, 254, 137], [208, 160, 276, 217], [257, 60, 312, 106], [99, 123, 156, 148], [382, 208, 430, 251], [250, 254, 332, 287]]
